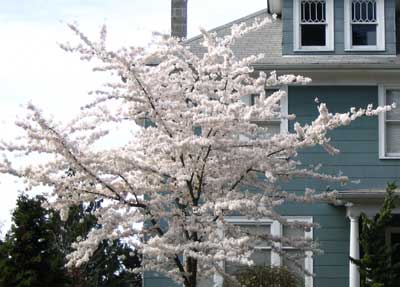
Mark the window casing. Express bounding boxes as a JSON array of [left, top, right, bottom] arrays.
[[379, 86, 400, 159], [224, 216, 314, 287], [293, 0, 334, 51], [344, 0, 385, 50]]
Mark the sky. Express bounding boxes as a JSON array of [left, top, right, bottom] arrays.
[[0, 0, 268, 235]]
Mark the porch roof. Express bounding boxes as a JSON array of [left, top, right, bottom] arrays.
[[336, 189, 400, 205]]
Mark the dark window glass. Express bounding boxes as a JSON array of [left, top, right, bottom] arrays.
[[361, 2, 367, 20], [391, 233, 400, 266], [352, 24, 377, 45], [353, 2, 361, 20], [303, 2, 311, 21], [316, 2, 325, 21], [301, 24, 326, 46], [368, 1, 376, 21], [310, 3, 317, 20]]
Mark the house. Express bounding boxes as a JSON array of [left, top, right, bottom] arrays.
[[145, 0, 400, 286]]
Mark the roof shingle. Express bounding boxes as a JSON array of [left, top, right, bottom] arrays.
[[185, 9, 400, 70]]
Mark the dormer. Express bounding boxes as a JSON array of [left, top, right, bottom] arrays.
[[282, 0, 398, 54]]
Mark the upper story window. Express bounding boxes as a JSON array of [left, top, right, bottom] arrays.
[[379, 86, 400, 159], [344, 0, 385, 50], [293, 0, 334, 51]]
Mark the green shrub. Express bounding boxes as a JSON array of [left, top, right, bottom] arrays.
[[223, 266, 302, 287], [350, 182, 400, 287]]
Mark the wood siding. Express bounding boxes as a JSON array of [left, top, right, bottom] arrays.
[[145, 85, 399, 287]]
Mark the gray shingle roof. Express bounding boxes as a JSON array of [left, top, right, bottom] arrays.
[[185, 9, 400, 70]]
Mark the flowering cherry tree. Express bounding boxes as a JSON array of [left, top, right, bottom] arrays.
[[0, 17, 393, 287]]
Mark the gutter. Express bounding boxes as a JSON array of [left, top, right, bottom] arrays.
[[252, 63, 400, 71], [334, 189, 400, 206]]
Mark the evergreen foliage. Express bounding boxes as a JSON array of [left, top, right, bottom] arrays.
[[223, 266, 301, 287], [351, 182, 400, 287], [0, 195, 141, 287], [0, 195, 67, 287]]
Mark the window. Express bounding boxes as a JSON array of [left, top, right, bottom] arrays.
[[224, 216, 314, 287], [293, 0, 334, 51], [386, 227, 400, 266], [379, 87, 400, 158], [242, 87, 288, 136], [344, 0, 385, 50], [225, 223, 273, 275]]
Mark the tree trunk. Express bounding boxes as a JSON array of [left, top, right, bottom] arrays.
[[184, 256, 198, 287]]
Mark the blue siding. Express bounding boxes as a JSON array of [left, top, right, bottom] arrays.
[[288, 85, 398, 191], [278, 85, 400, 286], [144, 273, 181, 287], [282, 0, 397, 55], [145, 85, 399, 287]]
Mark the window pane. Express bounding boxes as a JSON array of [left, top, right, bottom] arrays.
[[250, 89, 279, 106], [386, 122, 400, 154], [367, 1, 376, 21], [226, 224, 272, 274], [301, 24, 326, 46], [283, 225, 305, 239], [239, 224, 271, 246], [317, 1, 325, 21], [225, 249, 271, 275], [198, 277, 214, 287], [352, 24, 377, 45], [353, 1, 361, 20], [250, 90, 281, 137], [282, 250, 306, 286], [255, 121, 281, 137], [386, 90, 400, 120]]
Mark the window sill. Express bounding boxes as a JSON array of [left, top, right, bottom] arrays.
[[379, 156, 400, 160], [294, 47, 334, 52], [345, 47, 385, 52]]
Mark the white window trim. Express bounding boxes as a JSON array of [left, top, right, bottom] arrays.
[[344, 0, 385, 51], [378, 85, 400, 159], [223, 216, 314, 287], [280, 86, 289, 134], [293, 0, 335, 51], [286, 217, 314, 287]]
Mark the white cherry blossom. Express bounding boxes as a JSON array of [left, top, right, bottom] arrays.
[[0, 17, 393, 287]]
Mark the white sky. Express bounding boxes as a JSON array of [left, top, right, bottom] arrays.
[[0, 0, 268, 234]]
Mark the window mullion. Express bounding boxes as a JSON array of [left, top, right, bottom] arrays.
[[271, 221, 282, 266]]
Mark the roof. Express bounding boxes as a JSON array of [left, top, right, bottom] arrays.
[[337, 189, 394, 200], [185, 9, 400, 70], [336, 189, 400, 205]]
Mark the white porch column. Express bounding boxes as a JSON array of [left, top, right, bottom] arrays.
[[349, 216, 360, 287]]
